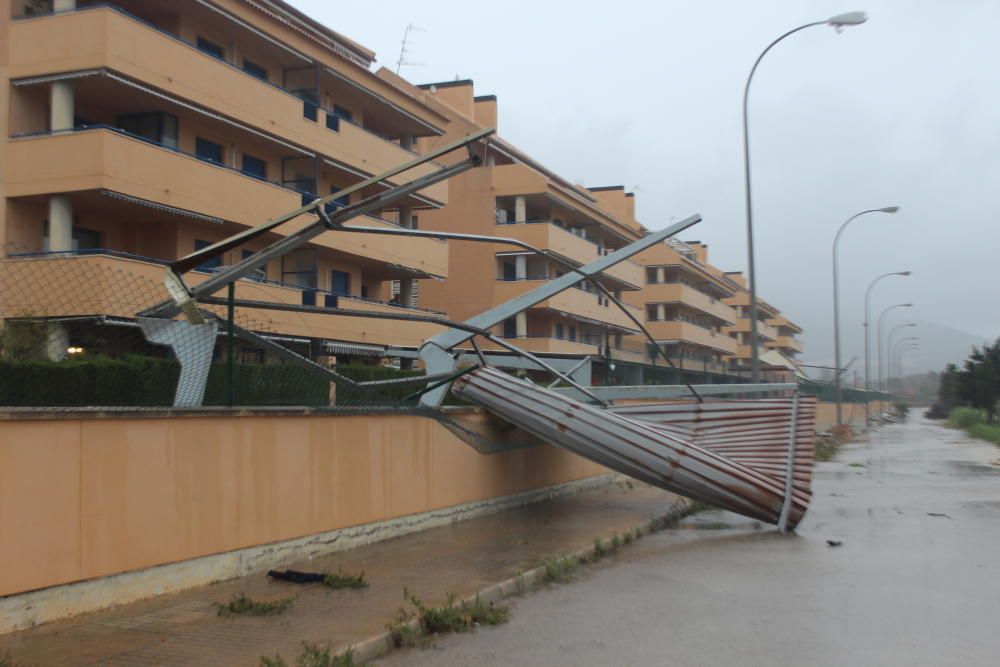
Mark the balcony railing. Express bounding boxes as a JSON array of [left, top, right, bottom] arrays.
[[4, 248, 444, 316], [494, 219, 643, 283], [11, 3, 428, 161], [10, 126, 440, 244]]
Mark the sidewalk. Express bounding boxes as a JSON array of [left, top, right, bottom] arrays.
[[0, 480, 686, 666]]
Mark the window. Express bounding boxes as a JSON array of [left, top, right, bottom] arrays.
[[195, 137, 224, 165], [116, 112, 178, 149], [647, 304, 659, 321], [568, 325, 577, 341], [330, 270, 351, 296], [281, 247, 317, 288], [646, 267, 658, 284], [194, 239, 221, 271], [242, 154, 268, 180], [325, 113, 340, 132], [196, 36, 225, 60], [332, 105, 353, 123], [329, 185, 350, 208], [554, 323, 564, 339], [503, 319, 517, 339], [502, 261, 516, 281], [73, 227, 101, 251], [295, 91, 319, 122], [242, 59, 268, 81]]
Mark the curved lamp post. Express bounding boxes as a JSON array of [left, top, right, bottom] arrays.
[[887, 322, 917, 365], [876, 303, 913, 414], [743, 10, 869, 382], [864, 271, 910, 423], [892, 338, 920, 396], [832, 207, 900, 425]]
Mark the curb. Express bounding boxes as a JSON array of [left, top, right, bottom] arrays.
[[347, 495, 696, 664]]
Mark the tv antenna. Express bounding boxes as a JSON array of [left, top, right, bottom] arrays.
[[396, 23, 426, 75]]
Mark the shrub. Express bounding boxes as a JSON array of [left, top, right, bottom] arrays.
[[948, 406, 984, 429]]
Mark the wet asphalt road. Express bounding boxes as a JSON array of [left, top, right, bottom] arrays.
[[379, 415, 1000, 666]]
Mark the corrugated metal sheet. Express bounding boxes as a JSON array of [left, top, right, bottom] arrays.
[[453, 367, 815, 530]]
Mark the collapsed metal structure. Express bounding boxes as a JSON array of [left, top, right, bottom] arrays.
[[137, 127, 816, 531]]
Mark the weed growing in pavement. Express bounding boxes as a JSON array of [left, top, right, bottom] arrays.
[[610, 533, 622, 550], [259, 642, 355, 667], [398, 589, 509, 636], [386, 600, 417, 648], [592, 537, 609, 559], [622, 530, 634, 545], [216, 593, 294, 617], [541, 554, 578, 583], [849, 462, 866, 468], [322, 569, 368, 590]]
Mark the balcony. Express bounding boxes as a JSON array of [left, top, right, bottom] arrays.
[[490, 164, 634, 242], [0, 252, 443, 347], [484, 337, 601, 356], [495, 221, 643, 288], [767, 315, 802, 334], [8, 6, 446, 203], [769, 335, 804, 354], [4, 129, 447, 278], [644, 321, 739, 355], [493, 280, 642, 332], [643, 283, 737, 324], [725, 317, 779, 342]]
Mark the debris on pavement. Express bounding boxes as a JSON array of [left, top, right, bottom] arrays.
[[826, 540, 843, 547]]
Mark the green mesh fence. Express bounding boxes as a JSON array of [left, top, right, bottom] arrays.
[[797, 379, 888, 403]]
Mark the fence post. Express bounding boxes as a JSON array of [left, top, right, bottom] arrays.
[[227, 281, 235, 407]]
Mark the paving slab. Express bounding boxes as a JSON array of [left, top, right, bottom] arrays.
[[0, 479, 684, 666]]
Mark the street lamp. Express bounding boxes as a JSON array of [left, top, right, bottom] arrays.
[[864, 271, 910, 423], [887, 322, 917, 371], [743, 10, 869, 383], [832, 207, 900, 425], [876, 303, 912, 415], [892, 337, 919, 396]]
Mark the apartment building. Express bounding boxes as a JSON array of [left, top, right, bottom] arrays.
[[0, 0, 458, 361], [623, 239, 742, 380], [374, 78, 648, 383], [722, 271, 803, 378]]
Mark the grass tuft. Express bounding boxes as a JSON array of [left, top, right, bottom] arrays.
[[404, 589, 509, 635], [592, 537, 609, 559], [541, 554, 578, 583], [217, 593, 294, 617], [322, 570, 368, 590], [259, 642, 354, 667]]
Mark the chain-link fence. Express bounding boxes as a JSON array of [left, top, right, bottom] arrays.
[[0, 244, 545, 454], [0, 245, 453, 411]]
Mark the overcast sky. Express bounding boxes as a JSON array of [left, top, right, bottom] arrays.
[[290, 0, 999, 375]]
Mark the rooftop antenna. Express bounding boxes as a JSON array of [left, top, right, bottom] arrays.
[[395, 23, 426, 75]]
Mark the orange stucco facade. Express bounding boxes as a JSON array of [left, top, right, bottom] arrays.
[[0, 411, 607, 598], [1, 0, 459, 358]]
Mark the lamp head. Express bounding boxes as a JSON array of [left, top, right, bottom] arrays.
[[878, 206, 900, 213], [898, 271, 912, 276], [902, 303, 913, 307], [828, 11, 869, 27]]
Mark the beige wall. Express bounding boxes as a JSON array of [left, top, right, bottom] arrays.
[[0, 411, 607, 597], [814, 400, 872, 432]]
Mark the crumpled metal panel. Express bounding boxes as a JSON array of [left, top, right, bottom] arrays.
[[452, 367, 815, 529]]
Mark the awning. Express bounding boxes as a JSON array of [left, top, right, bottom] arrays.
[[324, 341, 385, 358], [102, 190, 225, 225]]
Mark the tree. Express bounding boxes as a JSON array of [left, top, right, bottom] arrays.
[[958, 339, 1000, 423]]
